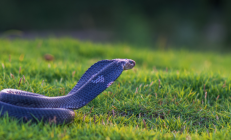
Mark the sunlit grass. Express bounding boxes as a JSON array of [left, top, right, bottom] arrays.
[[0, 38, 231, 139]]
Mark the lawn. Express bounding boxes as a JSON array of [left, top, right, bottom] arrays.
[[0, 38, 231, 139]]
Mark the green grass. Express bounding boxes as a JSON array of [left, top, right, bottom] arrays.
[[0, 38, 231, 139]]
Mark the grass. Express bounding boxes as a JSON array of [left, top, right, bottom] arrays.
[[0, 38, 231, 139]]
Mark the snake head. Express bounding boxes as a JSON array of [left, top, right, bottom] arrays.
[[123, 59, 136, 70], [114, 59, 136, 70]]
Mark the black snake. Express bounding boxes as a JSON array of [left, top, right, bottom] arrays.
[[0, 59, 135, 124]]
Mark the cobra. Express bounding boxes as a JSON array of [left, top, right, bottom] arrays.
[[0, 59, 135, 124]]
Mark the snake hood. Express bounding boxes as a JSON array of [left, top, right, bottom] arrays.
[[0, 59, 135, 124]]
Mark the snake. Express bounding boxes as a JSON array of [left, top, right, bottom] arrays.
[[0, 59, 135, 124]]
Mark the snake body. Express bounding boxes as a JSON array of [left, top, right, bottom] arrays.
[[0, 59, 135, 124]]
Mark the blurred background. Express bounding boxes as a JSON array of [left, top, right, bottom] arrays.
[[0, 0, 230, 51]]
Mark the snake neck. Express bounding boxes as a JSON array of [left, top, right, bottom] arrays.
[[55, 94, 88, 109]]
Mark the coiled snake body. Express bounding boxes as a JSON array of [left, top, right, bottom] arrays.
[[0, 59, 135, 124]]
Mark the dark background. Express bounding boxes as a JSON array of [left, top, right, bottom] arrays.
[[0, 0, 231, 50]]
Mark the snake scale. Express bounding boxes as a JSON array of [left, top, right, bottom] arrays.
[[0, 59, 135, 124]]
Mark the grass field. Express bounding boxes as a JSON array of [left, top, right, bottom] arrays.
[[0, 38, 231, 139]]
